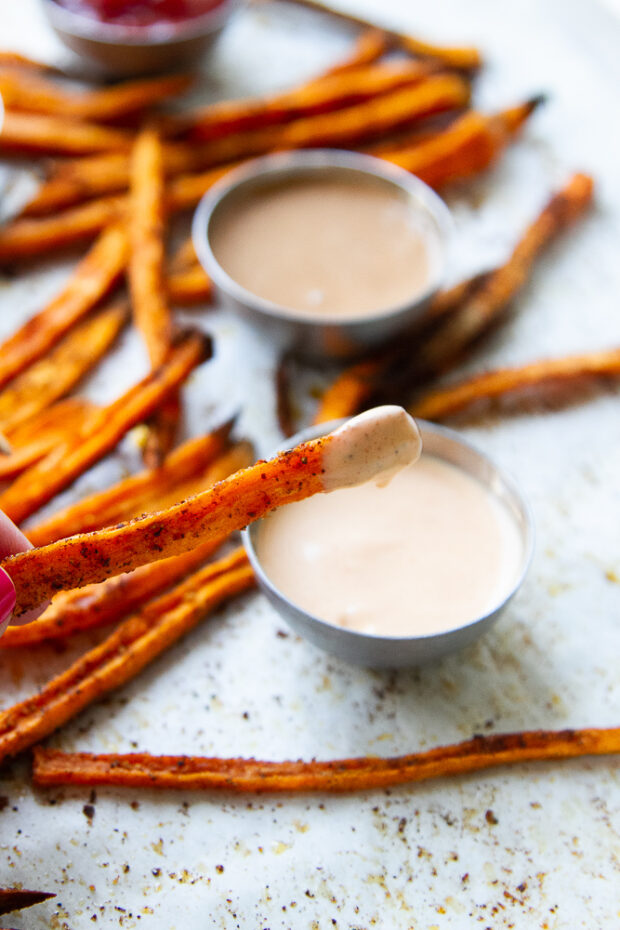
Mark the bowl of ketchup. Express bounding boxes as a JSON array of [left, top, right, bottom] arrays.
[[42, 0, 241, 75]]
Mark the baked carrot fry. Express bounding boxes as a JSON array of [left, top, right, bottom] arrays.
[[22, 63, 460, 217], [0, 51, 63, 73], [129, 128, 171, 369], [0, 196, 126, 262], [0, 550, 254, 763], [0, 110, 132, 156], [0, 301, 128, 434], [0, 401, 98, 482], [2, 406, 417, 614], [268, 0, 482, 71], [168, 235, 198, 273], [322, 29, 389, 77], [0, 71, 192, 122], [411, 348, 620, 421], [4, 445, 253, 646], [381, 98, 543, 187], [27, 426, 240, 546], [0, 330, 211, 528], [418, 173, 594, 375], [4, 398, 98, 446], [0, 223, 127, 384], [31, 726, 620, 791]]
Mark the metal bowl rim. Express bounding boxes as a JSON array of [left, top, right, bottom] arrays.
[[242, 417, 535, 647], [192, 149, 454, 328]]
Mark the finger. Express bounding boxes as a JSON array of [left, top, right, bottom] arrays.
[[0, 566, 16, 636]]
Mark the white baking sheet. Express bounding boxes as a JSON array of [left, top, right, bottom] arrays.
[[1, 0, 619, 927]]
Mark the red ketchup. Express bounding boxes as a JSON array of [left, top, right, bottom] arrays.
[[53, 0, 226, 28]]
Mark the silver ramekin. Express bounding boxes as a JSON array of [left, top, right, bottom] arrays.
[[243, 419, 534, 668], [41, 0, 241, 76], [192, 149, 453, 361]]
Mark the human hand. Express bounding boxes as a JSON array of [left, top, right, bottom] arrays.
[[0, 512, 39, 637]]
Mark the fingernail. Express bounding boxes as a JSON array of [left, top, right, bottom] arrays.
[[0, 566, 16, 626]]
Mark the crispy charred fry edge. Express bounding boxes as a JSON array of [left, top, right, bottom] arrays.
[[0, 550, 254, 764], [31, 726, 620, 792], [3, 424, 333, 615], [0, 888, 55, 916]]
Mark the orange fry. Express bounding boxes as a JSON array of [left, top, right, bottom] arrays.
[[0, 223, 127, 384], [0, 549, 254, 763], [0, 70, 192, 122], [0, 301, 128, 434], [322, 29, 389, 77], [4, 444, 253, 647], [0, 406, 415, 615], [166, 264, 212, 305], [27, 425, 239, 546], [0, 401, 98, 482], [411, 348, 620, 421], [0, 110, 132, 156], [0, 330, 211, 528], [32, 726, 620, 792]]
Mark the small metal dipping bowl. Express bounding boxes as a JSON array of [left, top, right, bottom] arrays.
[[41, 0, 241, 76], [192, 149, 452, 361], [243, 420, 534, 668]]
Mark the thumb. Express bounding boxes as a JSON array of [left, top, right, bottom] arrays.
[[0, 510, 37, 635]]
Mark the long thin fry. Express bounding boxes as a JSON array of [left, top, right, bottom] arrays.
[[0, 71, 192, 122], [417, 173, 594, 376], [0, 301, 128, 434], [262, 0, 482, 70], [5, 398, 98, 445], [27, 428, 241, 546], [0, 196, 126, 262], [0, 551, 254, 763], [0, 51, 64, 73], [2, 406, 416, 615], [129, 128, 171, 369], [31, 726, 620, 791], [4, 445, 253, 647], [183, 59, 440, 142], [322, 29, 389, 77], [0, 110, 132, 156], [0, 224, 127, 379], [381, 98, 543, 188], [21, 69, 464, 217], [0, 401, 98, 482], [0, 330, 211, 528], [411, 348, 620, 421]]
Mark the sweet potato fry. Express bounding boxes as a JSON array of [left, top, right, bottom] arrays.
[[0, 401, 98, 482], [0, 70, 192, 123], [268, 0, 482, 71], [0, 196, 126, 262], [416, 173, 594, 376], [4, 444, 253, 647], [0, 223, 127, 384], [129, 128, 171, 369], [411, 348, 620, 421], [0, 887, 55, 914], [0, 301, 128, 434], [31, 726, 620, 791], [0, 110, 132, 156], [183, 59, 441, 143], [2, 406, 416, 615], [0, 330, 211, 527], [0, 51, 63, 73], [27, 426, 240, 546], [21, 64, 454, 217], [166, 264, 212, 305], [0, 550, 254, 763], [381, 99, 543, 188], [168, 235, 198, 273]]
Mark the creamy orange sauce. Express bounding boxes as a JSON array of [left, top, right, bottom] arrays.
[[209, 173, 437, 318], [257, 454, 523, 637]]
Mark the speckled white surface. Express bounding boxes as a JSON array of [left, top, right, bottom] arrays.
[[1, 1, 620, 927]]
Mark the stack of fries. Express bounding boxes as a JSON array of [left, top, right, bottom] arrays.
[[0, 8, 618, 795]]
